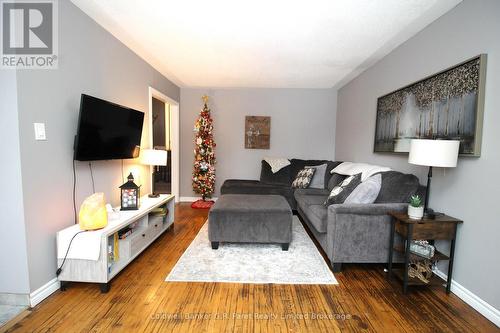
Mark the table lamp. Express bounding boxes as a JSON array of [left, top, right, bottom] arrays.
[[408, 139, 460, 219], [141, 148, 168, 198]]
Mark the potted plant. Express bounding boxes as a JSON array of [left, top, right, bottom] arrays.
[[408, 195, 424, 219]]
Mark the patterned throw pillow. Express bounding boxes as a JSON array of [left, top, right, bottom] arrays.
[[324, 174, 362, 206], [291, 168, 316, 189]]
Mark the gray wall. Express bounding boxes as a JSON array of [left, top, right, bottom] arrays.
[[336, 0, 500, 310], [0, 71, 31, 294], [15, 1, 179, 291], [180, 88, 337, 197]]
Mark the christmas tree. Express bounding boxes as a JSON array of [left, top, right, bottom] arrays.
[[192, 95, 216, 201]]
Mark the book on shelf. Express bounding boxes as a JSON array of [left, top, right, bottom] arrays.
[[107, 233, 120, 273], [150, 207, 169, 217]]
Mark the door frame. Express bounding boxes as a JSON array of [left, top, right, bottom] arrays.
[[148, 87, 180, 203]]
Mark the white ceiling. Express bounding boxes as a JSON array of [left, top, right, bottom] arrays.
[[71, 0, 461, 88]]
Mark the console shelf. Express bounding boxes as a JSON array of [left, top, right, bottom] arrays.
[[57, 194, 175, 292]]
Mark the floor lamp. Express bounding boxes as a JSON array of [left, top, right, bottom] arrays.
[[408, 139, 460, 219]]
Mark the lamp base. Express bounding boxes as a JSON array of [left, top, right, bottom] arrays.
[[148, 193, 160, 198]]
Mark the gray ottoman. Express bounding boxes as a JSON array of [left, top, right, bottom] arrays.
[[208, 194, 293, 250]]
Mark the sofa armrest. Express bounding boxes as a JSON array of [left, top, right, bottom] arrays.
[[328, 203, 408, 216], [325, 203, 408, 264]]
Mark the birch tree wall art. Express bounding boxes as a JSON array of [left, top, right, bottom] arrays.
[[374, 55, 487, 156]]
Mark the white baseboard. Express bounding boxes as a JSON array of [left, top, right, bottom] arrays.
[[29, 278, 60, 308], [179, 196, 218, 202], [434, 269, 500, 327]]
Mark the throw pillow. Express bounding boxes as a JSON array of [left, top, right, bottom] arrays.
[[263, 157, 291, 173], [291, 168, 316, 189], [327, 173, 347, 191], [344, 174, 382, 204], [324, 174, 362, 206], [306, 163, 327, 189]]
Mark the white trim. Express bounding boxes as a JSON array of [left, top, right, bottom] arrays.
[[148, 87, 180, 203], [29, 278, 60, 308], [434, 269, 500, 327], [179, 196, 218, 202]]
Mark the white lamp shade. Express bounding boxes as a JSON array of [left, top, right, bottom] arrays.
[[408, 139, 459, 168], [141, 149, 167, 166]]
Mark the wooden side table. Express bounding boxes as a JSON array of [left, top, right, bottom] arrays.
[[387, 211, 463, 294]]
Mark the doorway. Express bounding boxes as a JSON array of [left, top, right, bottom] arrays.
[[148, 87, 179, 202]]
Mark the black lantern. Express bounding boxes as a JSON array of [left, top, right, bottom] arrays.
[[120, 172, 141, 210]]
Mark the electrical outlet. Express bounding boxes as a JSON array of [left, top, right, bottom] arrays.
[[34, 123, 47, 140]]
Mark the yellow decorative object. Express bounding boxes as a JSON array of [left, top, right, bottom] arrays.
[[113, 233, 119, 261], [79, 193, 108, 230]]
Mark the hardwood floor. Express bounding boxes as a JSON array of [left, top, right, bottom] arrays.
[[5, 203, 498, 332]]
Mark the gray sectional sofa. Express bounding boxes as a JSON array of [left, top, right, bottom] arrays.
[[220, 159, 424, 272]]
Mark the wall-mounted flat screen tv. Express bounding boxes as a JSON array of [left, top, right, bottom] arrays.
[[74, 94, 144, 161]]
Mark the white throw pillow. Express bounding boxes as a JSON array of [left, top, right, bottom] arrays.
[[344, 174, 382, 204], [263, 157, 291, 173]]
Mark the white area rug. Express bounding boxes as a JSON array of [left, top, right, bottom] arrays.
[[166, 217, 337, 284]]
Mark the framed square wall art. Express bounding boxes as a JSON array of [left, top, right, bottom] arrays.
[[374, 54, 487, 156], [245, 116, 270, 149]]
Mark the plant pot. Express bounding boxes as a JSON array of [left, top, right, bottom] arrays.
[[408, 205, 424, 220]]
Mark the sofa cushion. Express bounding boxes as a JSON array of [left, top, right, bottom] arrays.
[[306, 163, 327, 189], [221, 179, 296, 209], [375, 171, 420, 203], [294, 188, 330, 197], [304, 205, 328, 234], [295, 193, 329, 233], [260, 160, 291, 186]]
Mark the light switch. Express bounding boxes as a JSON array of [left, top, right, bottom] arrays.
[[34, 123, 47, 140]]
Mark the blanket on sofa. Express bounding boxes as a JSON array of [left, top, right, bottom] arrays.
[[331, 162, 391, 181]]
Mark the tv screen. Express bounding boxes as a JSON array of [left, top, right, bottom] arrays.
[[74, 94, 144, 161]]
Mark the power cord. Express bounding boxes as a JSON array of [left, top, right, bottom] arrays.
[[56, 230, 87, 276], [121, 159, 125, 183], [89, 161, 95, 193], [58, 159, 83, 276], [72, 159, 77, 225]]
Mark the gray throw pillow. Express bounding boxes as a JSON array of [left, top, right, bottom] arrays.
[[327, 173, 347, 191], [291, 168, 316, 189], [306, 163, 327, 189], [324, 174, 362, 206], [344, 174, 382, 204]]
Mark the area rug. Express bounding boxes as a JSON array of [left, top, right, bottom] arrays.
[[166, 217, 337, 284]]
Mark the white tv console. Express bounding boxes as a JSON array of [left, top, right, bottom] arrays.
[[56, 194, 175, 292]]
